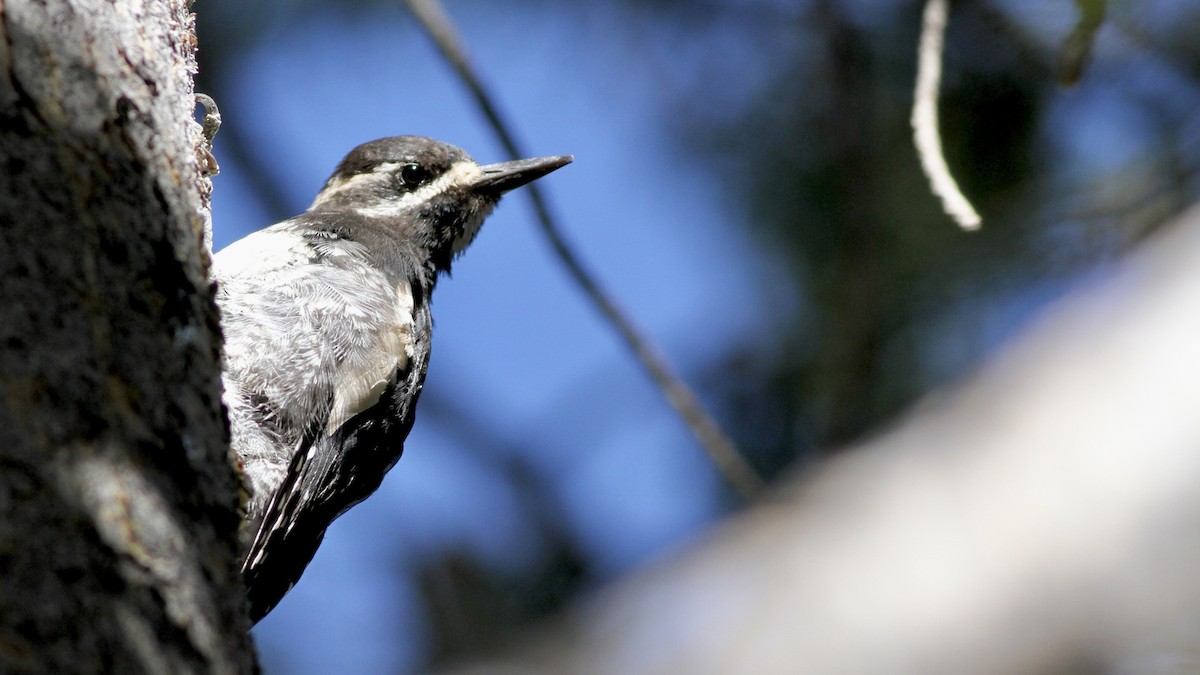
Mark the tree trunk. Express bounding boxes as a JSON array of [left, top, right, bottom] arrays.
[[0, 1, 255, 672]]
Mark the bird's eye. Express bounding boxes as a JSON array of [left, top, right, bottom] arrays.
[[399, 163, 431, 188]]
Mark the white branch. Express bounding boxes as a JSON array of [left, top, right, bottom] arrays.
[[443, 201, 1200, 673], [912, 0, 982, 230]]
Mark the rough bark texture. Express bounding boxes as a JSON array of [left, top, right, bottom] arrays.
[[0, 1, 254, 672]]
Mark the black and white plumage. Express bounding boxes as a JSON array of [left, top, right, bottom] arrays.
[[212, 136, 570, 622]]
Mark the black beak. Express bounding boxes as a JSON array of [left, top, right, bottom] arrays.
[[472, 155, 573, 195]]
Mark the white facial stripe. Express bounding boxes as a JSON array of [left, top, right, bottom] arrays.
[[371, 162, 406, 173], [353, 161, 483, 218], [309, 160, 485, 215], [309, 172, 392, 209]]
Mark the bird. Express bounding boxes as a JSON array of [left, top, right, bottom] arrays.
[[210, 135, 571, 622]]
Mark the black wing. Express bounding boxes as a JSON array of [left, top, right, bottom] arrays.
[[241, 303, 432, 623]]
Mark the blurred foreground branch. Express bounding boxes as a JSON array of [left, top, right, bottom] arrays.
[[402, 0, 766, 503], [442, 200, 1200, 673]]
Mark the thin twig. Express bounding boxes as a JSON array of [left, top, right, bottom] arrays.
[[912, 0, 981, 230], [402, 0, 767, 503], [1057, 0, 1107, 86]]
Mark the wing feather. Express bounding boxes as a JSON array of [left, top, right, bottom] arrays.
[[214, 219, 432, 621]]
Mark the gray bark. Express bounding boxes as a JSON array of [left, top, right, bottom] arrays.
[[0, 1, 255, 672]]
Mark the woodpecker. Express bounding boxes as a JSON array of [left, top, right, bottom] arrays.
[[212, 136, 571, 622]]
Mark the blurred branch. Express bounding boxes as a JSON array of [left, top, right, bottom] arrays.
[[1057, 0, 1107, 86], [402, 0, 766, 503], [912, 0, 982, 230], [439, 199, 1200, 674]]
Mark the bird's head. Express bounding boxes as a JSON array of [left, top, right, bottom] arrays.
[[308, 136, 571, 272]]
